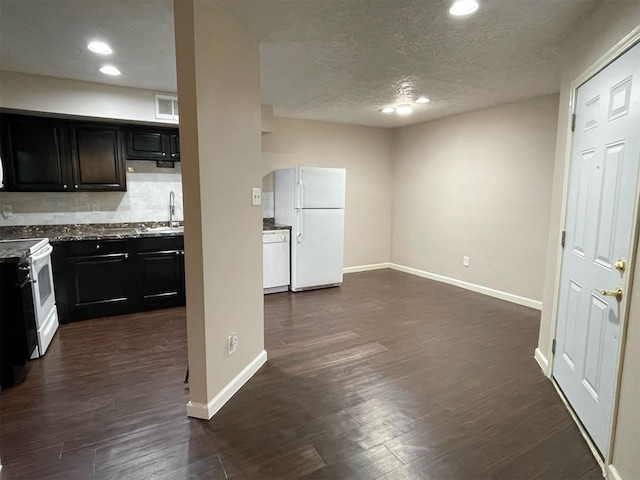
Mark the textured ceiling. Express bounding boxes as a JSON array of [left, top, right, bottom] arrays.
[[0, 0, 607, 127]]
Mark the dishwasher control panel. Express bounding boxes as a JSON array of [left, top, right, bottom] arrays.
[[263, 230, 290, 243]]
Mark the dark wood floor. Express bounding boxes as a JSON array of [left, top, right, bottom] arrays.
[[0, 269, 601, 479]]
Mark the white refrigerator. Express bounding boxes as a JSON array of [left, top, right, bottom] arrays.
[[274, 166, 346, 291]]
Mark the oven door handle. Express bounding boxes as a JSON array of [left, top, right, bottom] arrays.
[[30, 244, 53, 262], [18, 276, 33, 288]]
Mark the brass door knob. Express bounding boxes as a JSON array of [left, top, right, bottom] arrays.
[[615, 259, 626, 272], [597, 287, 623, 301]]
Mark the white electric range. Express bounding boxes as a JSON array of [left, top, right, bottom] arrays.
[[0, 237, 59, 357]]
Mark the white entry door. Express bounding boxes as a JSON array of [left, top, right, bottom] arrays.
[[553, 42, 640, 455]]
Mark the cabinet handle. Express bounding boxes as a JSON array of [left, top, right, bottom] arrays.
[[124, 253, 129, 259], [96, 244, 100, 250], [74, 185, 78, 189], [63, 184, 68, 189]]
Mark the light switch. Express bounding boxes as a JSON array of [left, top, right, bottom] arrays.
[[252, 187, 261, 206]]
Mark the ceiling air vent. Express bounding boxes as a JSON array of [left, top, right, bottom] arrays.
[[155, 94, 179, 121]]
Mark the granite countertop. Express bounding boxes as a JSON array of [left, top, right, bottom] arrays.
[[1, 220, 289, 262], [0, 222, 185, 243], [0, 246, 28, 262], [262, 218, 291, 231]]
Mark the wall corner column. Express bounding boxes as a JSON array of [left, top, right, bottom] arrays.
[[174, 0, 265, 419]]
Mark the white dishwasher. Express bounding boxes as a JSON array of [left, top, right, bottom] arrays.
[[263, 230, 290, 294]]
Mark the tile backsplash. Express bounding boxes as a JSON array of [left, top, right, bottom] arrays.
[[0, 161, 183, 226]]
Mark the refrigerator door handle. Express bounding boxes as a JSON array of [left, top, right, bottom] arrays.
[[296, 179, 304, 209], [296, 209, 303, 243]]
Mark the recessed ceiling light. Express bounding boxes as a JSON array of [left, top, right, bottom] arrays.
[[99, 65, 121, 76], [449, 0, 479, 16], [88, 41, 113, 55], [415, 97, 431, 104], [396, 104, 413, 115], [381, 107, 395, 114]]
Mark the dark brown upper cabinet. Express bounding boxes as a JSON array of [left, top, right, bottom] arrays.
[[125, 127, 180, 161], [70, 124, 126, 191], [0, 114, 126, 192], [1, 115, 72, 191]]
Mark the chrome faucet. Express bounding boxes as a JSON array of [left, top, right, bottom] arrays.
[[169, 191, 178, 227]]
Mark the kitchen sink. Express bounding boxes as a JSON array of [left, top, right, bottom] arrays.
[[135, 226, 184, 235]]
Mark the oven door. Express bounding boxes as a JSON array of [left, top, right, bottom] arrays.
[[30, 243, 59, 356], [30, 244, 56, 324], [18, 266, 39, 359]]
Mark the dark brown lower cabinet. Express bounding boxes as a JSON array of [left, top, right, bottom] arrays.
[[52, 236, 185, 323], [62, 239, 134, 321], [137, 237, 185, 309]]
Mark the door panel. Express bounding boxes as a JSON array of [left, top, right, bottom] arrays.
[[553, 42, 640, 455]]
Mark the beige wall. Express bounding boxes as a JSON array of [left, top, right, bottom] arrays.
[[262, 117, 394, 268], [0, 70, 177, 125], [391, 95, 559, 303], [536, 2, 640, 479], [175, 0, 264, 414]]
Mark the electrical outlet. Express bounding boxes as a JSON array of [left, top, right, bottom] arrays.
[[251, 187, 261, 206], [228, 332, 238, 355], [2, 205, 14, 219], [463, 256, 470, 267]]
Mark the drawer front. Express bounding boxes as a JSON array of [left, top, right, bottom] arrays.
[[137, 236, 184, 253], [67, 239, 129, 256]]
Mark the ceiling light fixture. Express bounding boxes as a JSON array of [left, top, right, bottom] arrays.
[[449, 0, 479, 16], [99, 65, 121, 76], [415, 96, 431, 104], [87, 40, 113, 54], [396, 104, 413, 115], [381, 107, 395, 114]]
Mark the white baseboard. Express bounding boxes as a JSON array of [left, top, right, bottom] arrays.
[[607, 464, 622, 480], [534, 347, 550, 376], [186, 349, 267, 420], [343, 263, 391, 274], [389, 263, 542, 310], [607, 464, 623, 480]]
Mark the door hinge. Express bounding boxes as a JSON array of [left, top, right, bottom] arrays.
[[552, 339, 556, 355], [561, 230, 566, 249], [571, 113, 576, 132]]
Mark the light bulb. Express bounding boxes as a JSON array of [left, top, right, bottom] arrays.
[[88, 41, 113, 54], [99, 65, 121, 76], [449, 0, 479, 16]]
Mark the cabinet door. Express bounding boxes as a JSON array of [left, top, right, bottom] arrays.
[[1, 116, 71, 191], [125, 129, 168, 160], [169, 131, 180, 161], [138, 250, 184, 309], [70, 125, 126, 191], [68, 252, 133, 320], [136, 236, 185, 309]]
